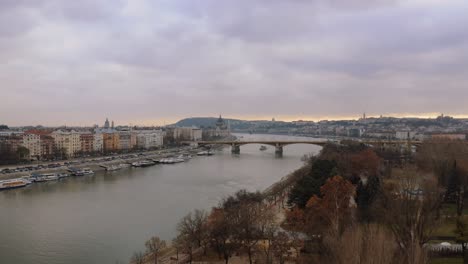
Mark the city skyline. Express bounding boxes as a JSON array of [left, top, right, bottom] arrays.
[[1, 0, 468, 126], [3, 112, 468, 128]]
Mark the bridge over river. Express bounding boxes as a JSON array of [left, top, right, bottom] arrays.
[[187, 140, 421, 155]]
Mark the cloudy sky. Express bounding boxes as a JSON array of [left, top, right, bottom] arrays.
[[1, 0, 467, 126]]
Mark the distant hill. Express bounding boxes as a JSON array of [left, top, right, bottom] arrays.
[[174, 117, 242, 128], [173, 117, 292, 132]]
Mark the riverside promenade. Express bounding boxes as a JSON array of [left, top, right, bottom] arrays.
[[0, 145, 200, 180]]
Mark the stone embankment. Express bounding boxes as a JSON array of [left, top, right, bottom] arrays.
[[0, 136, 237, 180], [0, 145, 202, 180]]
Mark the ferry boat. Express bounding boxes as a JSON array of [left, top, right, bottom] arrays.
[[71, 168, 95, 176], [197, 150, 214, 156], [57, 173, 70, 178], [259, 146, 267, 151], [159, 156, 185, 164], [131, 160, 155, 167], [31, 173, 59, 182], [105, 164, 130, 171], [0, 178, 31, 190], [178, 154, 192, 161], [81, 168, 94, 176]]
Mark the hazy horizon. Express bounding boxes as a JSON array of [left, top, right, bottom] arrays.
[[3, 112, 468, 128], [2, 0, 468, 126]]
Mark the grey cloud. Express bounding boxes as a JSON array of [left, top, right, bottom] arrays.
[[0, 0, 468, 126]]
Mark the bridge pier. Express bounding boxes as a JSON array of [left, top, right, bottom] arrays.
[[275, 144, 283, 156], [231, 144, 240, 154]]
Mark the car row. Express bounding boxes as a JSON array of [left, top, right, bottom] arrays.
[[0, 147, 193, 175]]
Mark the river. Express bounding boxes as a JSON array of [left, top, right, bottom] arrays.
[[0, 134, 322, 264]]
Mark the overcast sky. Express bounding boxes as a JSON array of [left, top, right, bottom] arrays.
[[1, 0, 467, 126]]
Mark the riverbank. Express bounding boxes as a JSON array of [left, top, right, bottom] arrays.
[[0, 136, 235, 181], [0, 133, 319, 264], [0, 145, 197, 180], [138, 161, 307, 264]]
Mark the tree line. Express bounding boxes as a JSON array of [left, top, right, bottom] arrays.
[[130, 139, 468, 263]]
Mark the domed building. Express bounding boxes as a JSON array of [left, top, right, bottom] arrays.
[[215, 115, 230, 137], [204, 115, 231, 139], [216, 115, 228, 130]]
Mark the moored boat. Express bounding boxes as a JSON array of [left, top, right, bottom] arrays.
[[81, 168, 94, 176], [70, 168, 94, 176], [160, 157, 185, 164], [107, 165, 120, 171], [0, 178, 30, 190], [259, 145, 267, 151], [131, 160, 155, 167], [31, 173, 59, 182], [57, 173, 70, 178], [105, 164, 130, 171], [197, 151, 214, 156]]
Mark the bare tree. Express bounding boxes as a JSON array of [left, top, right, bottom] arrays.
[[145, 236, 167, 264], [222, 190, 264, 264], [176, 233, 194, 264], [208, 208, 240, 264], [322, 224, 398, 264], [172, 236, 182, 261], [130, 251, 145, 264], [177, 209, 209, 255], [271, 231, 291, 264], [377, 167, 441, 264], [416, 139, 468, 201], [258, 209, 278, 264]]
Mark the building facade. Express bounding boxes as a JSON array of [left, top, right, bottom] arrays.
[[103, 133, 119, 153], [93, 133, 103, 153], [174, 127, 203, 141], [118, 131, 136, 151], [23, 130, 56, 159], [51, 130, 82, 158], [395, 131, 417, 140], [136, 130, 164, 149], [80, 133, 95, 154], [22, 133, 41, 159], [40, 135, 55, 159]]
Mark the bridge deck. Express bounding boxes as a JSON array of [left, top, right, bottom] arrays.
[[192, 140, 420, 146]]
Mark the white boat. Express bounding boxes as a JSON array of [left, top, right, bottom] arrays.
[[82, 168, 94, 176], [105, 164, 129, 171], [166, 156, 185, 164], [158, 158, 172, 164], [178, 154, 192, 161], [57, 173, 70, 178], [31, 173, 59, 182], [107, 166, 120, 171], [72, 168, 94, 176], [197, 151, 214, 156], [159, 158, 183, 164], [131, 160, 155, 167], [0, 178, 31, 190]]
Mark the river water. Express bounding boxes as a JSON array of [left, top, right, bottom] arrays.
[[0, 134, 322, 264]]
